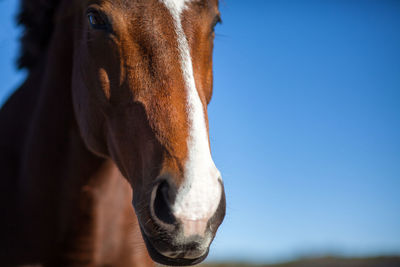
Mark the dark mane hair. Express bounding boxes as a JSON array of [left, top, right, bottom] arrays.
[[17, 0, 61, 70]]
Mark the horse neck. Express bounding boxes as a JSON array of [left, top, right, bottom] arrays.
[[19, 7, 93, 197], [17, 6, 115, 258], [12, 4, 153, 264]]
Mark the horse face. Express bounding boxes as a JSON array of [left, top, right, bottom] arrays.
[[71, 0, 225, 265]]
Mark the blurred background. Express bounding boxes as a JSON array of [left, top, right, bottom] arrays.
[[1, 0, 399, 265]]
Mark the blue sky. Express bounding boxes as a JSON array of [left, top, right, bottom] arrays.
[[1, 0, 400, 263]]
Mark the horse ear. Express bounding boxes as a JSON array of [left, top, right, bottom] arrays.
[[17, 0, 61, 70]]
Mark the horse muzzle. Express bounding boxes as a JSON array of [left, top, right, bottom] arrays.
[[139, 177, 226, 266]]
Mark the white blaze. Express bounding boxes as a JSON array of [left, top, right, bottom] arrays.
[[160, 0, 222, 224]]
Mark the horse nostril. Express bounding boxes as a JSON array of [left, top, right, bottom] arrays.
[[152, 180, 176, 226]]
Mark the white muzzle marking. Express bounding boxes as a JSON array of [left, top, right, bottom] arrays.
[[160, 0, 222, 236]]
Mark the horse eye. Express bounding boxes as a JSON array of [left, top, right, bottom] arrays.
[[211, 15, 222, 32], [87, 10, 108, 30]]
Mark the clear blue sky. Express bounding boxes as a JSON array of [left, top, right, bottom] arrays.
[[1, 0, 399, 263]]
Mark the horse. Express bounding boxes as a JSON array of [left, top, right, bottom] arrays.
[[0, 0, 225, 266]]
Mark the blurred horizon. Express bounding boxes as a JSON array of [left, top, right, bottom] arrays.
[[1, 0, 399, 263]]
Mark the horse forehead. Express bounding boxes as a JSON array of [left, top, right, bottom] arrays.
[[161, 0, 192, 9], [159, 0, 198, 15]]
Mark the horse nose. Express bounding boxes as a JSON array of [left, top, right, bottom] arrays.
[[150, 179, 177, 228], [150, 176, 225, 237], [148, 176, 225, 260]]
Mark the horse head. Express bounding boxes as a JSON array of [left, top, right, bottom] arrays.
[[70, 0, 225, 265]]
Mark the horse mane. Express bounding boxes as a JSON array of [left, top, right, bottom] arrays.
[[17, 0, 61, 70]]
